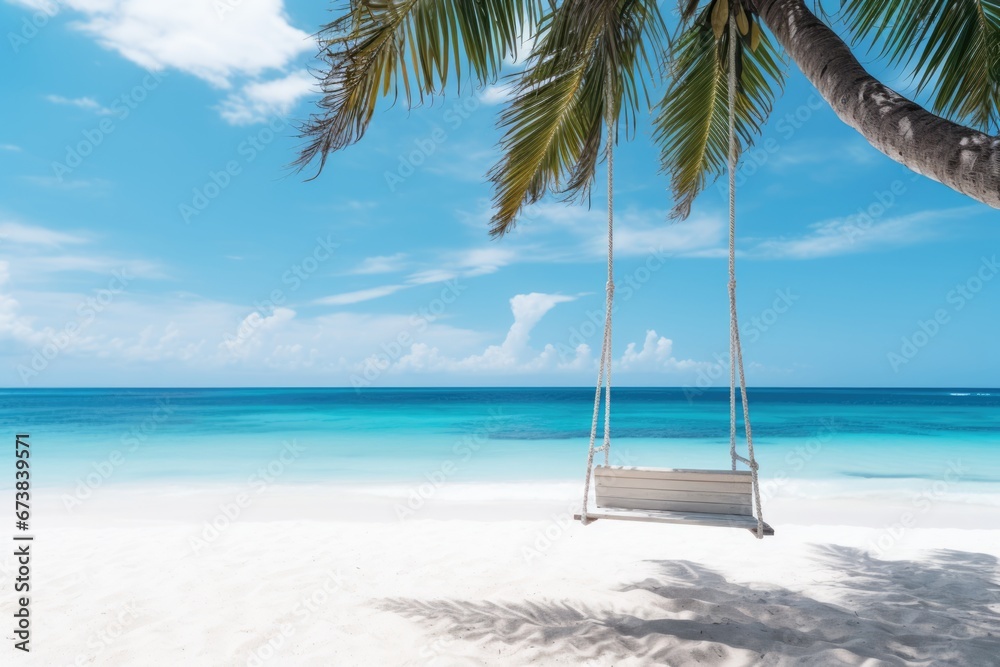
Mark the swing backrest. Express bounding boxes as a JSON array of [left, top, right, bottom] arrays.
[[594, 466, 754, 516]]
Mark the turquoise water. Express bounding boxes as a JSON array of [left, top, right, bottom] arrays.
[[1, 388, 998, 493]]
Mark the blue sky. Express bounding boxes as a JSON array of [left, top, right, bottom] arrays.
[[1, 0, 998, 388]]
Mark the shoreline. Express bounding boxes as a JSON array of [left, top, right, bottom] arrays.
[[25, 480, 1000, 530]]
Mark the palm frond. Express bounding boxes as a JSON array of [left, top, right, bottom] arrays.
[[842, 0, 1000, 133], [296, 0, 544, 173], [487, 0, 667, 236], [654, 5, 785, 220]]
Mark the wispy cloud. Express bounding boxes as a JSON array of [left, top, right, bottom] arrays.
[[452, 246, 518, 276], [18, 256, 165, 278], [22, 176, 112, 191], [479, 83, 515, 106], [0, 221, 88, 247], [217, 70, 315, 125], [316, 285, 407, 306], [407, 269, 456, 285], [45, 94, 113, 115], [768, 139, 882, 170], [347, 253, 408, 275], [747, 208, 971, 260], [322, 246, 520, 308], [494, 202, 724, 261], [0, 219, 166, 280], [0, 144, 21, 152]]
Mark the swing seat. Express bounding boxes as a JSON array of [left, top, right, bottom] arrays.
[[574, 466, 774, 536]]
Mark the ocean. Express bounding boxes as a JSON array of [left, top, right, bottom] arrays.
[[2, 388, 999, 500]]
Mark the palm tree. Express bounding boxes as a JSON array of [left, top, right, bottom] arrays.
[[296, 0, 1000, 235]]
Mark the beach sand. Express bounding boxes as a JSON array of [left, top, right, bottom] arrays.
[[3, 485, 1000, 666]]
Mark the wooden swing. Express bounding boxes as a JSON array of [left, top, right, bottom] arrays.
[[575, 16, 773, 538]]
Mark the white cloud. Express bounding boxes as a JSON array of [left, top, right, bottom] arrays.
[[0, 144, 22, 152], [394, 292, 576, 373], [9, 0, 315, 124], [0, 270, 717, 384], [402, 246, 515, 285], [318, 246, 515, 309], [406, 269, 457, 285], [19, 256, 164, 278], [768, 139, 880, 170], [610, 212, 724, 258], [63, 0, 313, 88], [348, 253, 408, 276], [316, 285, 407, 306], [619, 330, 704, 372], [220, 306, 296, 359], [479, 83, 515, 106], [22, 175, 112, 190], [748, 208, 970, 260], [468, 201, 724, 261], [503, 293, 573, 352], [0, 219, 166, 280], [217, 69, 315, 125], [375, 294, 707, 379], [45, 94, 112, 114], [8, 0, 59, 10], [0, 261, 46, 346], [454, 246, 518, 275], [503, 200, 968, 265], [0, 221, 87, 246], [503, 16, 536, 66]]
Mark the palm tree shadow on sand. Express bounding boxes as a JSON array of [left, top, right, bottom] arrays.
[[380, 545, 1000, 666]]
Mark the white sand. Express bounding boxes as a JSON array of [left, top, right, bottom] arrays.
[[3, 485, 1000, 666]]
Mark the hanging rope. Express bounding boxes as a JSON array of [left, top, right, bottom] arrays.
[[580, 64, 617, 524], [580, 18, 766, 538], [727, 15, 765, 539]]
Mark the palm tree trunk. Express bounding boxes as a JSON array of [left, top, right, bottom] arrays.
[[757, 0, 1000, 210]]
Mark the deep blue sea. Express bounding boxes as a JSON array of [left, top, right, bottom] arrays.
[[2, 388, 998, 495]]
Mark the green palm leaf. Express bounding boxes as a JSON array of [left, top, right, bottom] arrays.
[[842, 0, 1000, 133], [487, 0, 666, 237], [296, 0, 544, 173], [654, 8, 785, 220]]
